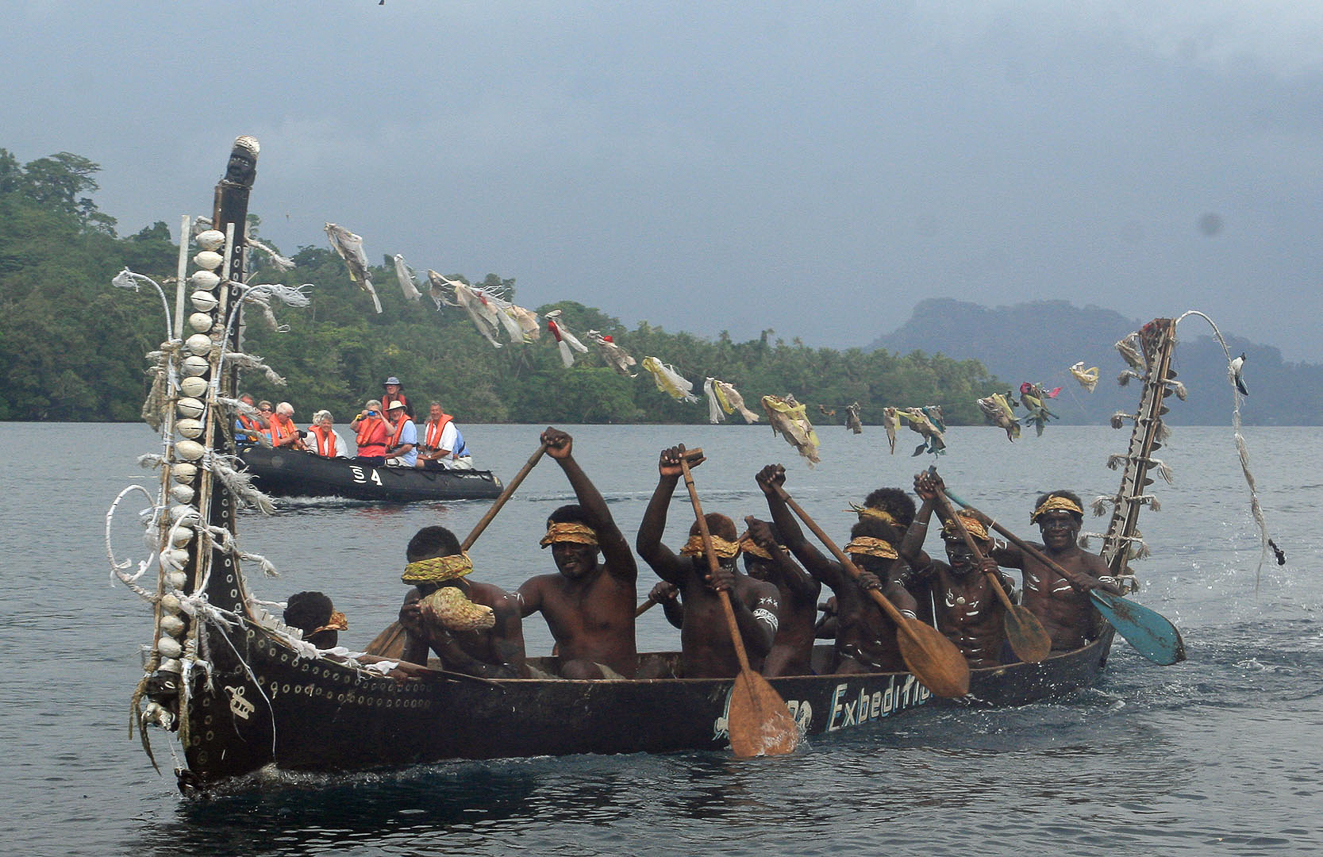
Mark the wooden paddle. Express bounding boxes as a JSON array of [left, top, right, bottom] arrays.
[[635, 597, 657, 617], [676, 445, 799, 757], [930, 485, 1052, 663], [942, 489, 1186, 665], [771, 483, 970, 698], [365, 441, 550, 659]]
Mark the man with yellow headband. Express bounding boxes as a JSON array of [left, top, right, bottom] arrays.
[[852, 487, 933, 625], [758, 464, 919, 673], [517, 428, 639, 679], [904, 472, 1017, 668], [741, 517, 820, 676], [397, 525, 528, 677], [636, 446, 781, 679]]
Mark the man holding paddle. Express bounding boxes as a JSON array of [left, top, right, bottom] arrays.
[[517, 427, 639, 679], [741, 518, 820, 677], [637, 447, 781, 678]]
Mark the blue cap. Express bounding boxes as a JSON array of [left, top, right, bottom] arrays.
[[384, 377, 401, 386]]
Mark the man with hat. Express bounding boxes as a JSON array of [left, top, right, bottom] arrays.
[[382, 376, 412, 418], [637, 447, 781, 678], [902, 471, 1017, 667], [383, 399, 418, 466], [397, 525, 527, 677]]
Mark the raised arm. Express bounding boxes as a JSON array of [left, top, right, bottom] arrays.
[[543, 426, 637, 583], [636, 446, 691, 584], [745, 515, 819, 601], [755, 464, 843, 589]]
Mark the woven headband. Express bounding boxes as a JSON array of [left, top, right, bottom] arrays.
[[312, 611, 348, 634], [941, 513, 991, 543], [845, 536, 899, 560], [402, 552, 474, 583], [1030, 496, 1084, 523], [680, 533, 742, 559], [847, 503, 897, 527], [540, 522, 599, 549]]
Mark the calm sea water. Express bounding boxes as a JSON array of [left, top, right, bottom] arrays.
[[2, 421, 1320, 856]]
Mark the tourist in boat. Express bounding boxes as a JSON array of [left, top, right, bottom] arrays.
[[256, 400, 275, 443], [397, 525, 528, 678], [234, 393, 268, 449], [350, 399, 390, 465], [989, 487, 1121, 651], [383, 400, 418, 466], [741, 517, 820, 676], [637, 447, 781, 679], [517, 427, 639, 679], [283, 591, 347, 649], [269, 402, 307, 450], [416, 401, 473, 470], [758, 463, 918, 673], [900, 472, 1016, 668], [306, 409, 350, 459], [381, 376, 413, 418]]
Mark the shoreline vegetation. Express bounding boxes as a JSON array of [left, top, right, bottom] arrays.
[[3, 148, 1314, 425]]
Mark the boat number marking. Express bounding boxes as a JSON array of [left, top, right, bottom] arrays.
[[224, 685, 256, 720], [349, 466, 384, 486]]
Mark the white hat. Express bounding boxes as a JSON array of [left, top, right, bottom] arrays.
[[387, 400, 406, 410]]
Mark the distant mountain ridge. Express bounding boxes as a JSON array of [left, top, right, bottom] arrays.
[[869, 299, 1323, 425]]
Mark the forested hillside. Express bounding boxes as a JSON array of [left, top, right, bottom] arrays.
[[0, 148, 998, 425]]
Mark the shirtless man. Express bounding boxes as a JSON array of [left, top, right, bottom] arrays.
[[517, 427, 638, 679], [991, 489, 1120, 651], [741, 517, 820, 676], [758, 464, 918, 673], [903, 472, 1016, 668], [636, 447, 780, 679], [397, 525, 527, 677], [853, 486, 933, 623]]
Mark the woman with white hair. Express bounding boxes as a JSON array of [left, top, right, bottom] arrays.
[[307, 409, 350, 459]]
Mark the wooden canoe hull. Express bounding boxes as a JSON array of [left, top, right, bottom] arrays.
[[180, 616, 1112, 787], [238, 447, 503, 502]]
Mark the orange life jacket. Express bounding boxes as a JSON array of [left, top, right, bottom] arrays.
[[270, 415, 297, 446], [236, 413, 263, 443], [355, 416, 388, 456], [309, 424, 338, 457], [423, 414, 452, 450], [389, 416, 415, 449]]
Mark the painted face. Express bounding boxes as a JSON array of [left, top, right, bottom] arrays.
[[1037, 510, 1080, 549], [551, 541, 598, 579], [743, 556, 772, 581], [943, 539, 979, 576]]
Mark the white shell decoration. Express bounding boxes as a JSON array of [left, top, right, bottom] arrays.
[[180, 355, 209, 377], [175, 418, 204, 439], [170, 484, 196, 504], [161, 547, 189, 568], [168, 526, 193, 547], [193, 250, 224, 270], [160, 593, 182, 615], [176, 397, 205, 419], [189, 270, 221, 290], [188, 312, 214, 333], [178, 376, 208, 398], [159, 615, 187, 637], [157, 637, 183, 659], [195, 229, 226, 251], [190, 290, 219, 312], [169, 504, 199, 524], [171, 462, 197, 483], [166, 570, 189, 590], [158, 658, 183, 674], [173, 439, 205, 461], [185, 333, 214, 355]]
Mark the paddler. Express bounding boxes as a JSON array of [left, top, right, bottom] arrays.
[[852, 487, 934, 624], [397, 525, 528, 677], [757, 464, 918, 673], [902, 471, 1017, 667], [741, 517, 820, 676], [636, 447, 781, 678], [516, 427, 639, 679]]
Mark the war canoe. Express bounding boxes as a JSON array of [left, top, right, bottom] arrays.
[[238, 446, 503, 503], [174, 612, 1113, 791]]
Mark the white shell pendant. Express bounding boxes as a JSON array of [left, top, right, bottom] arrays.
[[195, 229, 226, 251], [193, 250, 224, 270]]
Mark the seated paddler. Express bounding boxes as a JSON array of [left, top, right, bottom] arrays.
[[741, 517, 819, 677], [397, 526, 528, 678], [283, 591, 347, 649], [637, 446, 781, 679], [517, 427, 639, 679]]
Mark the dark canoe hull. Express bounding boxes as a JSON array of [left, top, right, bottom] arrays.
[[238, 447, 503, 502], [180, 616, 1114, 788]]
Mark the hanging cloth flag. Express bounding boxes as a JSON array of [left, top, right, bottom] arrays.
[[508, 304, 542, 342], [425, 269, 450, 310], [761, 394, 820, 466], [845, 402, 863, 434], [392, 254, 423, 301], [545, 310, 590, 367], [1069, 362, 1100, 393], [588, 330, 638, 377], [978, 393, 1021, 441], [897, 407, 946, 456], [1018, 382, 1059, 437], [445, 277, 503, 348], [881, 406, 900, 454], [476, 290, 527, 344], [703, 378, 726, 423], [641, 356, 698, 402], [712, 379, 760, 424], [325, 223, 382, 313]]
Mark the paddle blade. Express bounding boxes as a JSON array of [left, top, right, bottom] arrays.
[[1004, 605, 1052, 663], [897, 618, 971, 698], [728, 670, 800, 757], [365, 621, 407, 659], [1091, 591, 1186, 665]]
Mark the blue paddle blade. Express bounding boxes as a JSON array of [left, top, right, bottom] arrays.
[[1090, 590, 1186, 665]]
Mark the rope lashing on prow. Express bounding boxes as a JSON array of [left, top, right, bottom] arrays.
[[1174, 310, 1282, 588]]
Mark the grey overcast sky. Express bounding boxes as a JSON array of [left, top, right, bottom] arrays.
[[8, 2, 1323, 360]]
